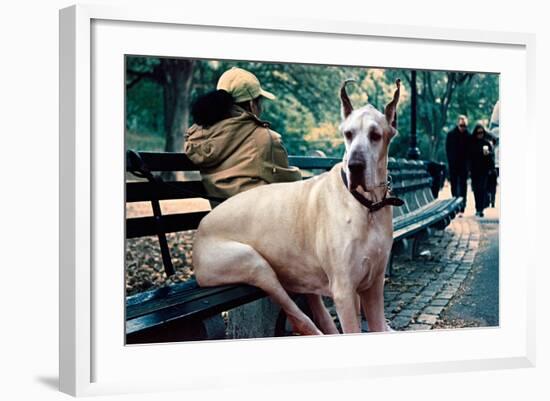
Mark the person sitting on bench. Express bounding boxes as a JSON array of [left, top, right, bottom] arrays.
[[184, 67, 302, 199]]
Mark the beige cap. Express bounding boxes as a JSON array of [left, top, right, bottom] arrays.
[[217, 67, 276, 103]]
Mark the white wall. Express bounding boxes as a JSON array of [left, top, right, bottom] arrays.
[[0, 0, 548, 400]]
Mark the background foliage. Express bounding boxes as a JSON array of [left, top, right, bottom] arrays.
[[126, 56, 499, 163]]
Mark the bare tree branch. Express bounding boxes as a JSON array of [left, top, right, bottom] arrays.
[[402, 71, 412, 87], [127, 64, 166, 87], [425, 72, 435, 102]]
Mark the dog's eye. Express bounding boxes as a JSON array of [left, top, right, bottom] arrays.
[[344, 131, 353, 140], [369, 131, 382, 142]]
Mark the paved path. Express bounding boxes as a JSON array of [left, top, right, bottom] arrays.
[[435, 219, 499, 328], [382, 216, 481, 331], [380, 181, 499, 331]]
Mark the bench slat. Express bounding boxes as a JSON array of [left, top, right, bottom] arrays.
[[126, 181, 208, 202], [393, 198, 454, 229], [393, 198, 462, 240], [130, 153, 343, 173], [128, 152, 198, 172], [126, 211, 208, 238], [126, 280, 199, 307], [126, 284, 265, 334], [127, 281, 251, 319], [287, 156, 341, 170], [392, 179, 432, 195]]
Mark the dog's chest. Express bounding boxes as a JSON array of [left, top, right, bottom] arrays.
[[346, 216, 393, 285], [358, 223, 391, 261]]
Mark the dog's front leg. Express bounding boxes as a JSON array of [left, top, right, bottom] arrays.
[[359, 271, 390, 332], [332, 281, 361, 333], [306, 294, 339, 335]]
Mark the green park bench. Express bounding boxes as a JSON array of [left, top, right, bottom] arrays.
[[124, 150, 462, 344]]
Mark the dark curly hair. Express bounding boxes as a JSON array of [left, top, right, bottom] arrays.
[[190, 89, 234, 127], [473, 123, 487, 136]]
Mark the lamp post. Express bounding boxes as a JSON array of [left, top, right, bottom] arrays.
[[407, 70, 421, 160]]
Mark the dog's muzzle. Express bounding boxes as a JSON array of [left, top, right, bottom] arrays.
[[346, 160, 367, 191]]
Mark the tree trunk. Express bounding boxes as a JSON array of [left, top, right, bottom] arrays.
[[156, 59, 194, 180], [162, 59, 195, 154]]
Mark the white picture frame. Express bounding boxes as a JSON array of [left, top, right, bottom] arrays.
[[59, 3, 536, 397]]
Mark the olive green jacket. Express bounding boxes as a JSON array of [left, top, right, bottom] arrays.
[[184, 106, 302, 199]]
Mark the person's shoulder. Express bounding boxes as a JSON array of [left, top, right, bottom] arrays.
[[265, 126, 281, 138], [251, 126, 283, 150]]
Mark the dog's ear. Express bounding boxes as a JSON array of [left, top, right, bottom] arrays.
[[340, 80, 355, 119], [384, 79, 401, 135]]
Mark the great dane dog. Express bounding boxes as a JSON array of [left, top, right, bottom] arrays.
[[193, 79, 402, 335]]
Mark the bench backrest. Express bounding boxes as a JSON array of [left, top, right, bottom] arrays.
[[125, 152, 343, 239], [126, 151, 211, 240], [389, 159, 434, 218], [126, 151, 436, 234], [126, 151, 435, 275]]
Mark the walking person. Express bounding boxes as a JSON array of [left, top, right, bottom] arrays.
[[446, 115, 471, 215], [487, 101, 500, 208], [485, 132, 498, 208], [469, 123, 495, 217]]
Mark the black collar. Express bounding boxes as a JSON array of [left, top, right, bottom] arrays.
[[340, 168, 404, 212]]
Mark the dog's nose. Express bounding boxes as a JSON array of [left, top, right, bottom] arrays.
[[348, 160, 365, 174]]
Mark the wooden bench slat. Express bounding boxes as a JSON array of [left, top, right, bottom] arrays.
[[126, 211, 208, 238], [287, 156, 341, 170], [126, 181, 208, 202], [393, 198, 456, 230], [127, 281, 253, 319], [128, 152, 198, 172], [393, 198, 462, 240], [389, 171, 431, 180], [393, 199, 452, 230], [126, 284, 265, 334], [126, 280, 198, 307], [392, 179, 432, 195], [130, 153, 344, 173], [394, 210, 454, 241]]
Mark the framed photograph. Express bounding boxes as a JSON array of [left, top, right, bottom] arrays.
[[59, 4, 536, 397]]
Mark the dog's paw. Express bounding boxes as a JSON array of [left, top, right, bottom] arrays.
[[385, 320, 395, 332]]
